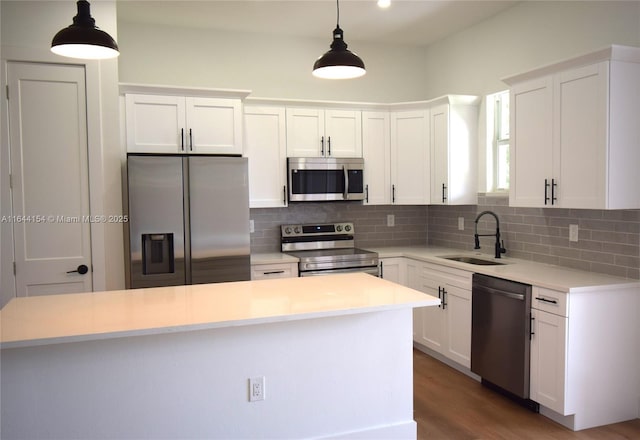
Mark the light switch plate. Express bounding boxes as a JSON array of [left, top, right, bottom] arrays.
[[569, 224, 579, 242]]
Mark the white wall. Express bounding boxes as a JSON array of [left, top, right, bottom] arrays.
[[117, 20, 430, 103], [2, 309, 416, 439], [420, 1, 640, 191], [1, 0, 125, 303]]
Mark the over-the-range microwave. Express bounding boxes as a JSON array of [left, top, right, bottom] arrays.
[[287, 157, 365, 202]]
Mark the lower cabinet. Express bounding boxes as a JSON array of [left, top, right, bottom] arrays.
[[415, 262, 472, 368], [530, 307, 567, 414], [251, 262, 298, 280], [380, 257, 472, 368]]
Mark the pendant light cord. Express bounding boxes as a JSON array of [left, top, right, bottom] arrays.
[[336, 0, 340, 28]]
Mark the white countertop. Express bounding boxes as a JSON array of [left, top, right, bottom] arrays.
[[368, 246, 640, 292], [250, 252, 299, 265], [0, 273, 439, 349]]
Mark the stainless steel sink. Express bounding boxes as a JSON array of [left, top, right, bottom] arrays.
[[438, 256, 505, 266]]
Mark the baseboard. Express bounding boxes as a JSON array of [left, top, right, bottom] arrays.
[[322, 421, 416, 439], [413, 342, 481, 382]]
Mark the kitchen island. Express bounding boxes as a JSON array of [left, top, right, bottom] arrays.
[[0, 273, 439, 440]]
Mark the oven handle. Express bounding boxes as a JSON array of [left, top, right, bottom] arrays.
[[299, 267, 380, 277], [343, 165, 349, 200]]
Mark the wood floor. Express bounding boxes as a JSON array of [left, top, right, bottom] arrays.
[[413, 349, 640, 439]]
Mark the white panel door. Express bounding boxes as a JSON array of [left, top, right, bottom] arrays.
[[430, 104, 449, 205], [286, 107, 325, 157], [7, 62, 92, 296], [509, 76, 553, 207], [125, 94, 186, 153], [362, 111, 391, 205], [554, 62, 608, 209], [244, 105, 287, 207], [390, 110, 429, 205], [324, 110, 362, 157], [186, 97, 243, 155]]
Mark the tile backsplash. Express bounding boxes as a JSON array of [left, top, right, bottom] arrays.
[[249, 203, 427, 253], [250, 195, 640, 279], [429, 194, 640, 279]]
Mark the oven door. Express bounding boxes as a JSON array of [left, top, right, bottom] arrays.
[[287, 157, 364, 202], [299, 266, 379, 277]]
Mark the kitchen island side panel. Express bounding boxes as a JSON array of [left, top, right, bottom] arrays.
[[1, 308, 416, 440]]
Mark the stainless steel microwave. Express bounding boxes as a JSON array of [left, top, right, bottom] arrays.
[[287, 157, 365, 202]]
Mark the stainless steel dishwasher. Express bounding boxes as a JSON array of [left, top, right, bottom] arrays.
[[471, 273, 538, 410]]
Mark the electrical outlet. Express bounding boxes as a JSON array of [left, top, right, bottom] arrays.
[[249, 376, 265, 402], [387, 214, 395, 227], [569, 224, 579, 242], [249, 219, 255, 233], [458, 217, 465, 231]]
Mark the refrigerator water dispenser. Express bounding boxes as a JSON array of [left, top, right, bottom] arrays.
[[142, 233, 174, 275]]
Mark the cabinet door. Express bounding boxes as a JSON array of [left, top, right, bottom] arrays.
[[390, 110, 430, 205], [554, 62, 608, 209], [416, 270, 445, 350], [430, 104, 449, 204], [244, 106, 287, 208], [509, 77, 553, 207], [530, 308, 567, 414], [185, 97, 242, 155], [443, 284, 471, 368], [362, 111, 391, 205], [324, 110, 362, 157], [286, 108, 325, 157], [379, 258, 404, 284], [125, 94, 185, 153]]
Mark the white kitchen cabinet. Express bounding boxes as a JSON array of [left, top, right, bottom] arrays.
[[379, 257, 405, 284], [244, 105, 288, 208], [125, 94, 243, 155], [285, 107, 362, 157], [251, 262, 298, 280], [530, 307, 567, 414], [429, 98, 479, 205], [362, 111, 391, 205], [505, 46, 640, 209], [414, 261, 472, 368], [390, 109, 430, 205], [528, 284, 640, 431]]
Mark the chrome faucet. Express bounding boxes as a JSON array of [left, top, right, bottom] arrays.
[[474, 210, 506, 259]]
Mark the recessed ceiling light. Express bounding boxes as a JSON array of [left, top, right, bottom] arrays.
[[378, 0, 391, 8]]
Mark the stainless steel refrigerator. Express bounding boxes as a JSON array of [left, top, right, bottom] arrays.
[[126, 154, 251, 289]]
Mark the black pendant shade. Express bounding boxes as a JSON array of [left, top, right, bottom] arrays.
[[51, 0, 119, 60], [313, 1, 366, 79]]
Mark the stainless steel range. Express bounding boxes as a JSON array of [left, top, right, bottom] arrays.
[[281, 222, 379, 277]]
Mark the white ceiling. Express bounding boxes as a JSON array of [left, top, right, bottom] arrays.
[[116, 0, 518, 47]]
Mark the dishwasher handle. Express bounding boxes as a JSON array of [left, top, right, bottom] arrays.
[[474, 285, 525, 301]]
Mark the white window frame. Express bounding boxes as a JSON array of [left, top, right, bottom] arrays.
[[485, 90, 510, 193]]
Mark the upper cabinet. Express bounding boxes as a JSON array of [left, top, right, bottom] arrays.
[[122, 85, 250, 155], [286, 107, 362, 158], [362, 111, 391, 205], [244, 104, 288, 208], [505, 45, 640, 209], [429, 97, 479, 205], [390, 108, 430, 205]]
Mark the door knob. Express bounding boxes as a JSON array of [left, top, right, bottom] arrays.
[[67, 264, 89, 275]]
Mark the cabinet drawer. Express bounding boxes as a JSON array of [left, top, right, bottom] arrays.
[[251, 263, 298, 280], [532, 287, 568, 317]]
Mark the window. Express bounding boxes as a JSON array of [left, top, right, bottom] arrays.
[[486, 90, 510, 192]]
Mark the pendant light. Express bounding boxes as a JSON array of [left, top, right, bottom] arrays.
[[313, 0, 365, 79], [51, 0, 119, 60]]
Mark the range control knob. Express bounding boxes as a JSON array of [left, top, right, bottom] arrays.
[[284, 227, 292, 235], [336, 225, 343, 232], [345, 224, 352, 232], [294, 226, 301, 234]]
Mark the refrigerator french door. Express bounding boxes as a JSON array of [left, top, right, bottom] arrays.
[[126, 154, 251, 288]]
